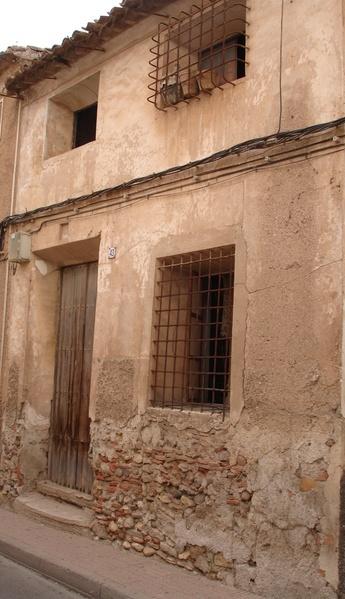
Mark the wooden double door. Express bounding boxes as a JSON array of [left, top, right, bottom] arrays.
[[48, 262, 98, 493]]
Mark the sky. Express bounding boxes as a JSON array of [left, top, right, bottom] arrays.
[[1, 1, 119, 52]]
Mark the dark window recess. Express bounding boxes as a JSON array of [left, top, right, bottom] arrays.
[[151, 246, 235, 414], [237, 33, 246, 79], [200, 273, 231, 405], [73, 102, 97, 148], [200, 34, 246, 84]]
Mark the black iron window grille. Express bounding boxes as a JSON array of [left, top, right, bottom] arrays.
[[150, 246, 235, 414], [148, 0, 248, 110]]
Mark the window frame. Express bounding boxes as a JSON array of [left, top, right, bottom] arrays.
[[44, 72, 100, 160], [199, 33, 246, 85], [72, 101, 98, 149], [149, 245, 235, 415]]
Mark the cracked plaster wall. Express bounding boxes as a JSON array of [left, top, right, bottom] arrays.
[[0, 141, 344, 599], [0, 64, 21, 434], [9, 0, 344, 214], [0, 0, 344, 596], [81, 151, 344, 599]]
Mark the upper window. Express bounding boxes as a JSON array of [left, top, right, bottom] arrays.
[[73, 102, 98, 149], [45, 72, 99, 159], [148, 0, 247, 110], [199, 34, 246, 87], [150, 246, 235, 413]]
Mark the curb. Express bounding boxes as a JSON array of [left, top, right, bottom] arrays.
[[0, 538, 132, 599]]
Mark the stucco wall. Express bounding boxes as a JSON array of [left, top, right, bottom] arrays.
[[0, 68, 20, 429], [1, 141, 344, 597], [0, 92, 18, 221], [11, 0, 345, 214], [1, 1, 345, 597]]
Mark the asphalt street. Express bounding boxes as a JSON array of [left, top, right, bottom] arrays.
[[0, 555, 84, 599]]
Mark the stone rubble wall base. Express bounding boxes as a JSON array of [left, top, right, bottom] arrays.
[[88, 410, 339, 599], [0, 407, 340, 599]]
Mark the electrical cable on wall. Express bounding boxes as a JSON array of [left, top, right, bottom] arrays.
[[0, 114, 345, 250]]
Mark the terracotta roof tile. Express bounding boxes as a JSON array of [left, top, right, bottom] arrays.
[[5, 0, 170, 94], [0, 46, 45, 78]]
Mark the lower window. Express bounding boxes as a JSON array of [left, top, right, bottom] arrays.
[[151, 245, 235, 412]]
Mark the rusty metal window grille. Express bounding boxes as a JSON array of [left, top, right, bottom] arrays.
[[151, 246, 235, 413], [148, 0, 248, 110]]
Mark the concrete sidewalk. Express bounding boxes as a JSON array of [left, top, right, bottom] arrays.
[[0, 506, 261, 599]]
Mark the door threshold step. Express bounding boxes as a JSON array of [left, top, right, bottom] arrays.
[[14, 492, 94, 537], [37, 480, 93, 509]]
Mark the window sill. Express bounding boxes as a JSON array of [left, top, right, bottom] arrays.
[[146, 405, 230, 420], [44, 138, 97, 163]]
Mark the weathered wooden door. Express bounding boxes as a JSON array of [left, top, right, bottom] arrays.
[[48, 262, 98, 493]]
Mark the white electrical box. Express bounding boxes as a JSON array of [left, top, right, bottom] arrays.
[[8, 232, 31, 263]]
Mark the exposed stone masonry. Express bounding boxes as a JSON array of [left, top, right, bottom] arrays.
[[0, 363, 24, 498], [90, 410, 338, 599], [0, 429, 24, 498], [0, 2, 343, 596]]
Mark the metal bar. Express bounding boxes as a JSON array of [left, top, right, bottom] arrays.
[[152, 369, 231, 375], [152, 304, 233, 312], [161, 258, 174, 407], [151, 245, 235, 411], [153, 401, 224, 410], [171, 257, 182, 407], [158, 272, 234, 285], [152, 385, 228, 392], [154, 322, 233, 329], [215, 256, 222, 409], [183, 257, 194, 408], [152, 261, 164, 406], [158, 253, 234, 268], [187, 6, 195, 100], [163, 19, 248, 59], [152, 353, 233, 359], [156, 285, 233, 298], [148, 0, 248, 108], [153, 336, 232, 343], [152, 39, 246, 84], [203, 248, 212, 408]]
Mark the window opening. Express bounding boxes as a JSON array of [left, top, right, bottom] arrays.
[[199, 33, 246, 86], [45, 72, 99, 159], [148, 0, 248, 110], [73, 102, 98, 148], [151, 246, 235, 414]]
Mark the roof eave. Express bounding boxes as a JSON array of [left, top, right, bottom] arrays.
[[5, 0, 170, 95]]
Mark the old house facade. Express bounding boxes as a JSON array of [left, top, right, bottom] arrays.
[[0, 1, 344, 597]]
